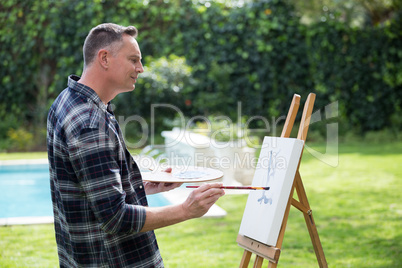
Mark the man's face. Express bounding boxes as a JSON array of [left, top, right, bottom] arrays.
[[108, 34, 144, 93]]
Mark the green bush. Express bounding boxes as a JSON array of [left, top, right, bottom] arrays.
[[113, 55, 196, 147], [7, 128, 34, 152], [1, 0, 401, 147]]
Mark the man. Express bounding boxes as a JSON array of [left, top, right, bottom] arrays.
[[47, 23, 225, 268]]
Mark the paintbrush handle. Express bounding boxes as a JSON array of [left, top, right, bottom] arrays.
[[186, 186, 269, 190]]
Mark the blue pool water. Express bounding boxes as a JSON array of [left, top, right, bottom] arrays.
[[0, 164, 171, 219]]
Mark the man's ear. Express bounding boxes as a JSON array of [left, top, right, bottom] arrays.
[[97, 49, 109, 70]]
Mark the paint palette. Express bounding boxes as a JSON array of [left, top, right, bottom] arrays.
[[141, 166, 223, 183]]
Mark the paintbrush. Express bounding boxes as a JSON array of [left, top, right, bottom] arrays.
[[186, 186, 270, 190]]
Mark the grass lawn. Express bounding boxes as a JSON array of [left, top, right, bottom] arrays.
[[0, 141, 401, 267]]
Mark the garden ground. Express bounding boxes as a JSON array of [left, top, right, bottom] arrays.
[[0, 141, 401, 267]]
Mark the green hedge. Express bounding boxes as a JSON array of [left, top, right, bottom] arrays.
[[1, 0, 401, 148]]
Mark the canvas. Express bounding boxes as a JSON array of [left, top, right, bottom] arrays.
[[238, 136, 304, 246]]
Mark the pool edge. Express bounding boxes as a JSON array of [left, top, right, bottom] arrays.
[[0, 159, 49, 166], [0, 216, 54, 226]]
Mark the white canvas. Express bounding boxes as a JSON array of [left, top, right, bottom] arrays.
[[238, 136, 304, 246]]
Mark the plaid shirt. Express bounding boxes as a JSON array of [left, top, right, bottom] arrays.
[[47, 75, 163, 268]]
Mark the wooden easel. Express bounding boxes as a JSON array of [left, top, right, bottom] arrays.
[[237, 93, 328, 267]]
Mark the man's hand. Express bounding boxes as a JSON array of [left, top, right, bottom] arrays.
[[144, 167, 183, 195], [139, 182, 225, 233], [181, 183, 225, 219]]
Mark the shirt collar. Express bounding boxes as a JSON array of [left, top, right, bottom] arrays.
[[67, 74, 109, 111]]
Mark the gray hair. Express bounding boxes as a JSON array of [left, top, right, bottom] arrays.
[[83, 23, 138, 69]]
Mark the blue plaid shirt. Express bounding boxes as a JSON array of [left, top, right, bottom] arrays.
[[47, 75, 163, 267]]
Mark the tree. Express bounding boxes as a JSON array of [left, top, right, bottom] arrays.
[[289, 0, 401, 27]]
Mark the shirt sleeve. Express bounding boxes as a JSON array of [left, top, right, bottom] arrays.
[[67, 126, 146, 234]]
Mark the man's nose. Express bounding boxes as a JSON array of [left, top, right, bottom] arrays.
[[136, 62, 144, 73]]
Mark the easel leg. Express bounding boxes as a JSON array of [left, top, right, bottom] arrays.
[[253, 256, 264, 268], [295, 172, 328, 267], [267, 260, 278, 268], [239, 250, 252, 268]]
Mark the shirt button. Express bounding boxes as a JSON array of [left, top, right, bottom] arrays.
[[139, 185, 143, 189]]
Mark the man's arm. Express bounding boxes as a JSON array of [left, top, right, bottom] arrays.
[[69, 127, 224, 234], [140, 183, 225, 232], [68, 127, 148, 234]]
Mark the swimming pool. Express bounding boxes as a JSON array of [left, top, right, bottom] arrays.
[[0, 163, 171, 219]]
